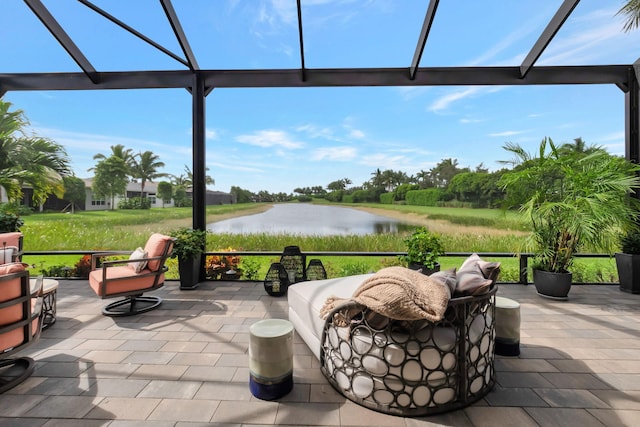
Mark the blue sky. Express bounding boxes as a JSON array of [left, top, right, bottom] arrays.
[[1, 0, 639, 194]]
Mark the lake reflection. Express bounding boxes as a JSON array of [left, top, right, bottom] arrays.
[[207, 204, 414, 235]]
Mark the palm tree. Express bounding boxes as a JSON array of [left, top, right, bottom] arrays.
[[0, 100, 71, 204], [183, 165, 215, 187], [558, 137, 604, 157], [92, 144, 135, 175], [618, 0, 640, 32], [131, 151, 167, 205]]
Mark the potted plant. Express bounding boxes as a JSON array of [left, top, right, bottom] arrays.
[[169, 227, 208, 290], [500, 137, 640, 299], [615, 228, 640, 294], [399, 226, 444, 275]]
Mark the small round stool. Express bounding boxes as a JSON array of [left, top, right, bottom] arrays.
[[249, 319, 294, 400], [495, 296, 521, 356]]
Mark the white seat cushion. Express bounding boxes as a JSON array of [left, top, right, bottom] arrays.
[[287, 274, 371, 360]]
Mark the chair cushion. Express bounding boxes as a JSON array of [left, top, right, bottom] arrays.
[[0, 246, 18, 265], [128, 247, 148, 273], [143, 234, 173, 271], [0, 232, 22, 249], [455, 254, 499, 296], [0, 299, 39, 351], [89, 266, 164, 297], [429, 268, 457, 297], [0, 262, 25, 276]]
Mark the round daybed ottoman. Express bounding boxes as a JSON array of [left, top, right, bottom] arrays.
[[320, 288, 496, 417]]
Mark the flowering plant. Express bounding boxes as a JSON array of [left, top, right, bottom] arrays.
[[72, 254, 93, 278], [205, 247, 242, 280]]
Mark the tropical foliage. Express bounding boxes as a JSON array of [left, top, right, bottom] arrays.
[[618, 0, 640, 32], [0, 99, 71, 205], [499, 137, 640, 273]]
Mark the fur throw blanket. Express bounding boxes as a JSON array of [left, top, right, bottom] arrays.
[[319, 266, 450, 326]]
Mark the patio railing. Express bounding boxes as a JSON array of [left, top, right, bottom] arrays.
[[21, 250, 619, 286]]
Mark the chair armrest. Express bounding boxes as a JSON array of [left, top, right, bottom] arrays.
[[91, 251, 129, 270]]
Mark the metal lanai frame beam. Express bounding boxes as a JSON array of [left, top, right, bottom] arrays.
[[0, 66, 628, 92], [23, 0, 100, 84], [77, 0, 189, 68], [160, 0, 199, 70], [409, 0, 440, 80], [520, 0, 580, 79], [296, 0, 306, 81]]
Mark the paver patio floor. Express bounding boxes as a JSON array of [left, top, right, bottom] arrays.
[[1, 279, 639, 426]]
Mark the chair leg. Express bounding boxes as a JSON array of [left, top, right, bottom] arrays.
[[0, 357, 35, 394], [102, 295, 163, 317]]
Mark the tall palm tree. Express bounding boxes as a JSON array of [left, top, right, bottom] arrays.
[[131, 151, 167, 204], [183, 165, 215, 187], [558, 137, 604, 157], [0, 100, 71, 204], [92, 144, 135, 176], [618, 0, 640, 32]]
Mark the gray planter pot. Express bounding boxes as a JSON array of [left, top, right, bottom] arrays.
[[615, 252, 640, 294], [408, 262, 441, 276], [533, 269, 572, 300]]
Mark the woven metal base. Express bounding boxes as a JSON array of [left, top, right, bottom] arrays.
[[320, 288, 496, 417]]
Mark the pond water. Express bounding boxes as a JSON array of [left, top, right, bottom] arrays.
[[207, 204, 415, 235]]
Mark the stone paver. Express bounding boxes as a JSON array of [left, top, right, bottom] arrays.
[[0, 279, 639, 426]]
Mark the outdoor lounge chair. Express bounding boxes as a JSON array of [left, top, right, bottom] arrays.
[[0, 263, 44, 394], [89, 233, 175, 317]]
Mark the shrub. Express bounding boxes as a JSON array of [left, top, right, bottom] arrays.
[[405, 188, 443, 206], [379, 193, 394, 204], [0, 211, 23, 232], [118, 198, 151, 210]]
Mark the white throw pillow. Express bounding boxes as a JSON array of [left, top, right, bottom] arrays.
[[128, 247, 148, 273], [0, 246, 18, 265]]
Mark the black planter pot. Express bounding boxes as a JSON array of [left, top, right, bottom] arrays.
[[178, 253, 202, 290], [533, 269, 572, 300], [408, 262, 441, 276], [615, 252, 640, 294]]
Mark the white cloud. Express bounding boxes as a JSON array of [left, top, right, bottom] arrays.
[[311, 146, 357, 161], [460, 118, 483, 124], [206, 129, 219, 140], [359, 153, 411, 169], [488, 130, 528, 137], [348, 129, 365, 139], [296, 124, 336, 140], [428, 87, 482, 112], [235, 129, 304, 149]]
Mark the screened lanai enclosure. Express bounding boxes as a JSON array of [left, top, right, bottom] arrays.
[[1, 0, 639, 233]]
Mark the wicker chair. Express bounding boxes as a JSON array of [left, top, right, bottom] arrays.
[[0, 263, 44, 394], [89, 234, 175, 316]]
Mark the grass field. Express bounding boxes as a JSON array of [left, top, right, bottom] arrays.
[[16, 201, 618, 282]]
